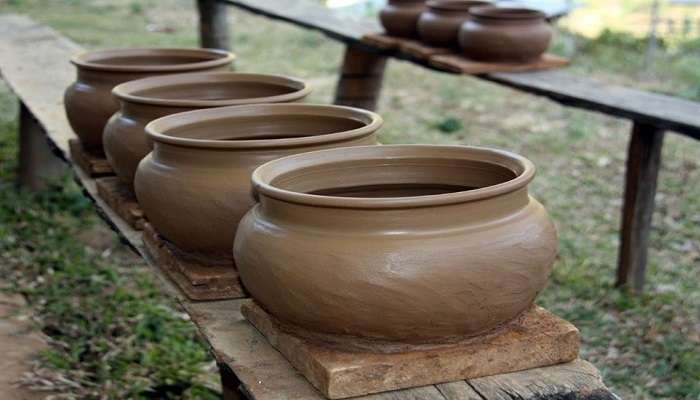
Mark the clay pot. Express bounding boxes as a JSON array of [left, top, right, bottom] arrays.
[[459, 7, 552, 62], [135, 104, 382, 262], [104, 73, 311, 190], [64, 48, 234, 154], [417, 0, 491, 48], [379, 0, 426, 38], [235, 145, 557, 345]]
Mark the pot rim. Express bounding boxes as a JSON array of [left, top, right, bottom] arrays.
[[252, 144, 536, 209], [145, 103, 383, 150], [112, 72, 312, 107], [468, 6, 545, 20], [70, 48, 235, 73], [426, 0, 491, 12]]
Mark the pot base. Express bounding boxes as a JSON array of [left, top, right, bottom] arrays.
[[242, 299, 580, 399], [142, 223, 245, 301], [96, 177, 146, 230], [69, 139, 112, 177]]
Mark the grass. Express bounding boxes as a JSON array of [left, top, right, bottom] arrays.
[[0, 0, 698, 399]]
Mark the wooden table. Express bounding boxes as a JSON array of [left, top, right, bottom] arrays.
[[195, 0, 700, 293], [0, 13, 619, 400]]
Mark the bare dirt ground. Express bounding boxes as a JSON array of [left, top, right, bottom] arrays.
[[0, 291, 51, 400]]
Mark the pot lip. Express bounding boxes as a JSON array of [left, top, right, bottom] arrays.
[[426, 0, 491, 12], [145, 103, 382, 150], [252, 144, 536, 209], [70, 48, 235, 73], [112, 72, 312, 107], [469, 6, 546, 20]]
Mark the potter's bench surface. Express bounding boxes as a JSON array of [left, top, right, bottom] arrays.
[[0, 14, 618, 400]]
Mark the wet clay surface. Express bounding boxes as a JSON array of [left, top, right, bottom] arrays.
[[103, 73, 310, 189], [379, 0, 426, 38], [135, 104, 381, 265], [64, 48, 234, 154], [417, 0, 490, 48], [459, 7, 552, 62], [235, 145, 557, 343]]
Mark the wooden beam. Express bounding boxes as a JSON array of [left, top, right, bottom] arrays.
[[616, 122, 665, 292], [17, 102, 66, 191], [219, 363, 245, 400], [334, 44, 387, 111], [220, 0, 700, 140], [197, 0, 231, 50]]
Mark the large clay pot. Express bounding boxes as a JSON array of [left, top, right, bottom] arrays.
[[235, 145, 557, 345], [135, 104, 382, 262], [417, 0, 490, 48], [379, 0, 426, 38], [64, 48, 234, 154], [104, 72, 311, 190], [458, 7, 552, 62]]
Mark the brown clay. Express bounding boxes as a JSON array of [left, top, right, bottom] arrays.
[[103, 72, 311, 190], [234, 145, 558, 344], [459, 7, 552, 62], [417, 0, 491, 48], [134, 104, 382, 263], [379, 0, 426, 38], [64, 48, 234, 154]]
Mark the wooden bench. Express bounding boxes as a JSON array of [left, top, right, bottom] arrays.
[[195, 0, 700, 293], [0, 13, 618, 400]]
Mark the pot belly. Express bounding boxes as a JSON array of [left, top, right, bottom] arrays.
[[235, 198, 557, 343], [135, 155, 253, 258]]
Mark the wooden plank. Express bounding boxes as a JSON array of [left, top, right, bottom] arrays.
[[616, 123, 665, 292], [95, 177, 146, 230], [484, 71, 700, 140], [0, 14, 80, 159], [185, 299, 450, 400], [17, 102, 66, 190], [435, 382, 482, 400], [198, 0, 231, 50], [222, 0, 376, 42], [466, 359, 618, 400], [334, 44, 387, 110], [221, 0, 700, 139], [241, 301, 579, 399], [68, 138, 113, 177]]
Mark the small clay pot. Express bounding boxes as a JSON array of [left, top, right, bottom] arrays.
[[459, 7, 552, 62], [417, 0, 491, 48], [379, 0, 426, 38], [235, 145, 557, 345], [104, 72, 311, 190], [64, 48, 234, 154], [135, 104, 382, 262]]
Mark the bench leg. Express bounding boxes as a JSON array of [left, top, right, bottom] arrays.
[[197, 0, 231, 50], [17, 102, 65, 191], [616, 122, 665, 292], [219, 363, 246, 400], [333, 44, 387, 111]]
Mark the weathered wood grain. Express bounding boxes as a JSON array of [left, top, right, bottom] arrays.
[[68, 139, 113, 177], [0, 14, 80, 158], [466, 359, 618, 400], [198, 0, 231, 50], [95, 176, 146, 230], [241, 301, 580, 399], [616, 123, 665, 291], [334, 44, 387, 110], [17, 103, 67, 190]]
